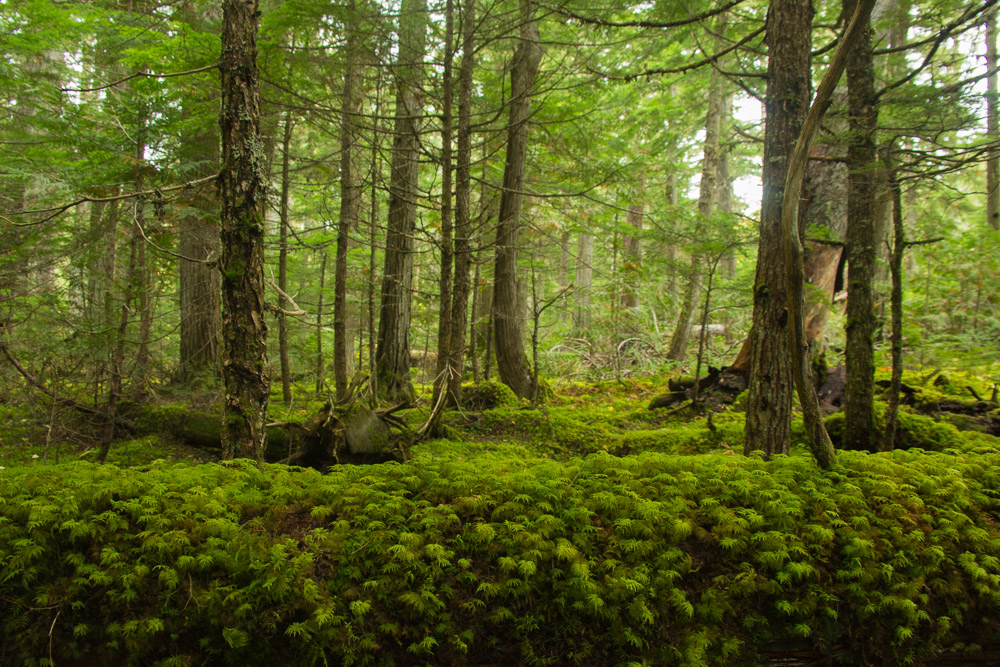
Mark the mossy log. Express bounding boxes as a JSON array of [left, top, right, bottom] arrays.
[[121, 400, 412, 467], [648, 367, 746, 410], [278, 400, 411, 470]]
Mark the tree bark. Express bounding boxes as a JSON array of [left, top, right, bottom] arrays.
[[843, 0, 879, 453], [622, 182, 643, 313], [316, 247, 327, 394], [573, 230, 594, 330], [668, 63, 724, 362], [376, 0, 428, 401], [779, 0, 877, 470], [336, 19, 363, 400], [178, 4, 222, 378], [743, 0, 812, 459], [492, 0, 543, 400], [277, 112, 294, 406], [218, 0, 269, 460], [446, 0, 476, 404], [883, 151, 905, 451], [434, 0, 456, 410], [988, 7, 999, 230]]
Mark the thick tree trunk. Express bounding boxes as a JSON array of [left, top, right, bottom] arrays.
[[492, 0, 543, 400], [446, 0, 475, 404], [779, 0, 877, 470], [218, 0, 269, 460], [336, 22, 363, 400], [178, 4, 222, 378], [277, 112, 294, 406], [376, 0, 428, 401], [843, 0, 879, 453], [743, 0, 811, 459], [988, 8, 999, 230]]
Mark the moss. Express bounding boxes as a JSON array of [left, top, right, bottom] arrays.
[[824, 403, 973, 452], [4, 453, 1000, 664], [460, 380, 521, 411]]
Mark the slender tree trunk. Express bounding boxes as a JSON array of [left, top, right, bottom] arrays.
[[843, 0, 879, 453], [434, 0, 456, 409], [369, 67, 383, 381], [316, 247, 327, 394], [336, 21, 363, 400], [668, 63, 724, 362], [622, 178, 644, 314], [492, 0, 543, 400], [573, 231, 593, 330], [99, 76, 149, 462], [446, 0, 475, 403], [470, 245, 482, 383], [376, 0, 428, 401], [988, 8, 999, 230], [743, 0, 811, 459], [132, 80, 151, 398], [883, 152, 905, 451], [218, 0, 269, 460], [277, 112, 294, 406]]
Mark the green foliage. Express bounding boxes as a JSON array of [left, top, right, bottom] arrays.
[[3, 450, 1000, 665]]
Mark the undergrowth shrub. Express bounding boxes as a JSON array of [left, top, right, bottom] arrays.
[[2, 450, 1000, 666]]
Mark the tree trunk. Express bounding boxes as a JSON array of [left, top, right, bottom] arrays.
[[336, 20, 363, 400], [622, 181, 644, 314], [573, 230, 594, 330], [492, 0, 543, 400], [434, 0, 456, 410], [743, 0, 812, 459], [376, 0, 428, 401], [218, 0, 269, 460], [446, 0, 476, 404], [843, 0, 879, 453], [779, 0, 877, 470], [668, 63, 724, 362], [988, 7, 999, 230], [277, 112, 294, 406], [316, 247, 327, 394], [883, 151, 905, 451]]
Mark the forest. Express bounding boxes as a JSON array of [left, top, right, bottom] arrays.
[[2, 0, 1000, 664]]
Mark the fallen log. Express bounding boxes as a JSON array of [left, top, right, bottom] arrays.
[[121, 396, 413, 469]]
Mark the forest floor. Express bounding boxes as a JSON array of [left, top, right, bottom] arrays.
[[3, 368, 1000, 665], [1, 365, 997, 470]]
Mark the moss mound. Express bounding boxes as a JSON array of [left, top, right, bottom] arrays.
[[3, 452, 1000, 665], [460, 380, 521, 411]]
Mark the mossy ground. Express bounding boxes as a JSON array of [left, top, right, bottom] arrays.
[[1, 371, 999, 664]]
